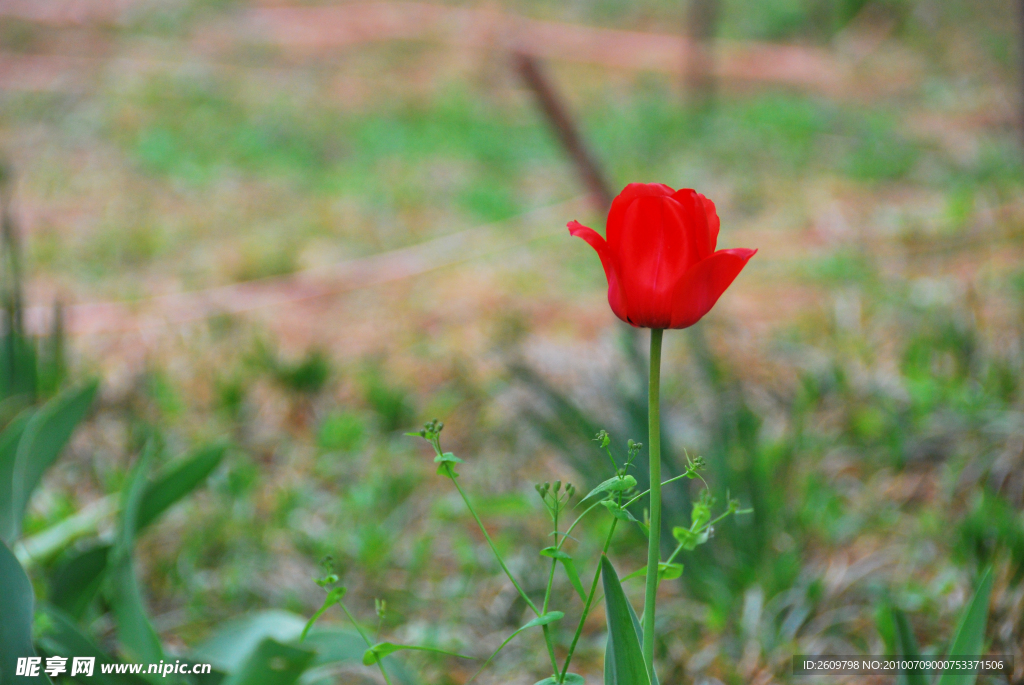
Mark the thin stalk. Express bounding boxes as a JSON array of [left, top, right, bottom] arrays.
[[340, 602, 393, 685], [642, 328, 664, 677], [540, 507, 560, 677], [446, 468, 541, 616], [558, 517, 619, 682], [622, 472, 690, 510], [446, 467, 560, 676], [556, 500, 603, 552]]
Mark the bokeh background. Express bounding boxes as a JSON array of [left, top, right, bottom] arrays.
[[2, 0, 1024, 683]]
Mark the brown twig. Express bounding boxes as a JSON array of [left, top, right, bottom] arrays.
[[513, 51, 614, 213]]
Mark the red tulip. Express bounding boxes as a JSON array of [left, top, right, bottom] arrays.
[[569, 183, 756, 329]]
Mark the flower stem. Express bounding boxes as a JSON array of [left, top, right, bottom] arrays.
[[642, 328, 664, 678]]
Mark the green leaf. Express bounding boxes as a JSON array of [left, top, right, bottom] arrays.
[[49, 544, 110, 620], [362, 642, 475, 666], [107, 443, 163, 664], [137, 443, 227, 532], [601, 501, 646, 534], [434, 452, 463, 477], [601, 556, 652, 685], [890, 605, 927, 685], [538, 547, 586, 602], [671, 526, 709, 551], [0, 411, 32, 544], [0, 539, 50, 683], [36, 604, 150, 685], [561, 557, 587, 603], [193, 610, 307, 674], [935, 567, 993, 685], [621, 562, 683, 583], [582, 475, 637, 503], [7, 382, 97, 542], [220, 638, 314, 685]]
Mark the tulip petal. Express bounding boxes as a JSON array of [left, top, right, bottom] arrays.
[[670, 189, 714, 262], [568, 221, 628, 322], [616, 195, 700, 328], [605, 183, 675, 252], [698, 193, 720, 252], [669, 248, 757, 329]]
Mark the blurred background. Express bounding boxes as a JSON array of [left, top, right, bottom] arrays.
[[2, 0, 1024, 683]]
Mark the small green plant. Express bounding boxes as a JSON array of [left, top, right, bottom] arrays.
[[299, 418, 745, 683]]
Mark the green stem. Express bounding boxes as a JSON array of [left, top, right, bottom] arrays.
[[642, 328, 663, 678], [540, 507, 561, 677], [340, 602, 393, 685], [559, 517, 619, 682], [622, 472, 690, 510], [559, 501, 603, 548], [447, 468, 542, 616], [447, 466, 559, 675]]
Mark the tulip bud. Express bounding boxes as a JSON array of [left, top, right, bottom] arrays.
[[569, 184, 756, 330]]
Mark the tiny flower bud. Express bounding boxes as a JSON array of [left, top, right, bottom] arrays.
[[554, 481, 561, 494]]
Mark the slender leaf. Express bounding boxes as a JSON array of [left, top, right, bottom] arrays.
[[220, 639, 314, 685], [49, 544, 110, 620], [601, 556, 652, 685], [0, 412, 32, 544], [0, 539, 49, 684], [107, 444, 163, 664], [362, 642, 475, 666], [582, 476, 637, 504], [621, 562, 683, 584], [137, 443, 227, 532], [935, 567, 993, 685], [561, 557, 587, 603], [44, 443, 225, 620], [35, 604, 150, 685], [9, 382, 97, 541], [891, 606, 927, 685], [539, 547, 586, 602]]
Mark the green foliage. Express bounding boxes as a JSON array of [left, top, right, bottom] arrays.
[[137, 443, 227, 531], [317, 411, 366, 452], [36, 606, 150, 685], [935, 568, 993, 685], [273, 350, 332, 396], [107, 443, 164, 663], [0, 540, 47, 685], [958, 491, 1024, 583], [0, 382, 97, 544], [365, 370, 414, 433], [49, 544, 110, 620], [221, 639, 314, 685], [601, 557, 654, 685]]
